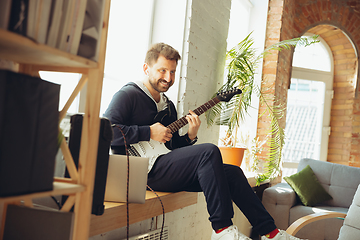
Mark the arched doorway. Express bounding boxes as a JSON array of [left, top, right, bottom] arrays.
[[283, 33, 333, 175], [283, 24, 358, 176]]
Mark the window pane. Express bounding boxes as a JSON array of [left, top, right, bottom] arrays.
[[100, 0, 153, 116], [219, 0, 252, 145], [283, 79, 325, 163], [227, 0, 251, 51], [292, 36, 331, 72]]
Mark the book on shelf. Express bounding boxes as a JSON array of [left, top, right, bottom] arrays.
[[46, 0, 64, 48], [0, 0, 12, 30], [34, 0, 52, 44], [67, 0, 87, 54], [4, 0, 106, 61], [26, 0, 52, 44], [26, 0, 37, 39], [8, 0, 29, 36], [57, 0, 75, 51], [77, 0, 106, 61], [57, 0, 87, 54]]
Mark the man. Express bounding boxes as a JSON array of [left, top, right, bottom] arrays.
[[104, 43, 303, 240]]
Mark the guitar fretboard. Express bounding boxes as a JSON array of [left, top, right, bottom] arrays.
[[167, 97, 221, 133]]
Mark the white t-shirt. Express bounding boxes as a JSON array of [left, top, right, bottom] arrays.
[[135, 80, 168, 112]]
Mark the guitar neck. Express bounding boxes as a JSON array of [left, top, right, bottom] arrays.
[[167, 97, 220, 133]]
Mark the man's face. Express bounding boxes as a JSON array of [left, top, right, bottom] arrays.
[[144, 55, 177, 93]]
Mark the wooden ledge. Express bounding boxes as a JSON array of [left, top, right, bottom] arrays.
[[89, 171, 263, 237], [89, 191, 198, 237]]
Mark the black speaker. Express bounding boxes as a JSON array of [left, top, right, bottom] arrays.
[[0, 70, 60, 196], [64, 114, 113, 215], [3, 204, 73, 240]]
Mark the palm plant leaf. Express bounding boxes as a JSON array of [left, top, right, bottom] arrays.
[[255, 96, 286, 184], [259, 36, 319, 61], [206, 32, 319, 184]]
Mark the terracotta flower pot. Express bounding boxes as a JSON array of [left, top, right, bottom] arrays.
[[219, 147, 246, 167]]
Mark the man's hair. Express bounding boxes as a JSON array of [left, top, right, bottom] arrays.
[[145, 43, 181, 66]]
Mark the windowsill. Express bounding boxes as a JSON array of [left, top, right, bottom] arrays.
[[89, 171, 265, 237], [244, 171, 269, 187]]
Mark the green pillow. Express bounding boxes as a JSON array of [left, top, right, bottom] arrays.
[[284, 165, 332, 206]]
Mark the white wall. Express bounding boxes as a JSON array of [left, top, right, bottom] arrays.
[[178, 0, 231, 144]]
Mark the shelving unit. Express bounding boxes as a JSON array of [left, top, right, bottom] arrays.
[[0, 1, 111, 239]]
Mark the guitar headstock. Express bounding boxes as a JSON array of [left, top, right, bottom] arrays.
[[216, 88, 242, 102]]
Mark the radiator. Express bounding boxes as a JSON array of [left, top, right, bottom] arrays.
[[122, 226, 169, 240]]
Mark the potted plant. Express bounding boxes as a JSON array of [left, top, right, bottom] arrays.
[[207, 33, 318, 185]]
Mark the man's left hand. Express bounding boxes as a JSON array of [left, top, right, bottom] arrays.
[[186, 110, 201, 140]]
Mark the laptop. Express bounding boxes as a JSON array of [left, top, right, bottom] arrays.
[[104, 154, 149, 204]]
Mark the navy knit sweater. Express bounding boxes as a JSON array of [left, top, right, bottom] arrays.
[[103, 82, 193, 155]]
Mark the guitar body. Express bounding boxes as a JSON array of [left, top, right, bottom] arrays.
[[130, 139, 170, 172]]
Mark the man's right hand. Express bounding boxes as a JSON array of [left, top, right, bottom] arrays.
[[150, 122, 172, 143]]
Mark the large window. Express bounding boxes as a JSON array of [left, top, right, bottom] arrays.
[[284, 79, 325, 162], [100, 0, 154, 115], [282, 35, 333, 177], [41, 0, 187, 118], [219, 0, 269, 148], [226, 0, 252, 51]]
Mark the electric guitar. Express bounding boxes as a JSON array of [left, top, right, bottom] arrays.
[[129, 88, 242, 172]]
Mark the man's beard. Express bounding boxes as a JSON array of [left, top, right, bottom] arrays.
[[149, 77, 172, 93]]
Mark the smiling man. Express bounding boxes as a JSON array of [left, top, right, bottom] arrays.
[[143, 54, 175, 97], [104, 43, 304, 240]]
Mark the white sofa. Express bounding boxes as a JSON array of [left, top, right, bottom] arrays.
[[338, 183, 360, 239], [285, 183, 360, 240], [262, 158, 360, 240]]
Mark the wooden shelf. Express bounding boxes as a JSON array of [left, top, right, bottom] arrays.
[[0, 182, 85, 203], [0, 29, 97, 69], [89, 191, 198, 237], [0, 1, 110, 239]]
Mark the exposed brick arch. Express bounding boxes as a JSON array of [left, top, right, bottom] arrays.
[[306, 25, 357, 165], [258, 0, 360, 170]]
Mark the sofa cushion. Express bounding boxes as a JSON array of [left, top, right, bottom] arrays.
[[284, 165, 332, 206]]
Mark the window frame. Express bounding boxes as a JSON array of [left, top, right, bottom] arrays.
[[283, 34, 334, 171]]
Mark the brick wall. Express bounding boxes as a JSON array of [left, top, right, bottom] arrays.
[[257, 0, 296, 164], [261, 0, 360, 167], [307, 25, 358, 166]]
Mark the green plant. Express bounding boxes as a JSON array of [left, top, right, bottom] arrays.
[[57, 128, 65, 149], [207, 33, 319, 184]]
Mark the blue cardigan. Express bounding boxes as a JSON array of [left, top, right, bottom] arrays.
[[103, 82, 193, 155]]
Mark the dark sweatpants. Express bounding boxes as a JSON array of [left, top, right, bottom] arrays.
[[147, 143, 277, 235]]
